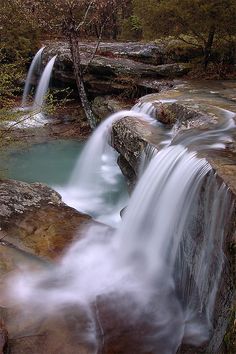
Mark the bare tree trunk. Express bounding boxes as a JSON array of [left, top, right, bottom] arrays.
[[204, 24, 216, 70], [69, 32, 97, 129]]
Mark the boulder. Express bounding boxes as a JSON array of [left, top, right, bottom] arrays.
[[5, 307, 96, 354], [0, 179, 91, 260]]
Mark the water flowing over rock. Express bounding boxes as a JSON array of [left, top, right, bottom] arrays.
[[33, 55, 57, 112], [10, 51, 57, 129], [21, 47, 45, 107], [110, 93, 236, 353], [55, 110, 155, 227], [1, 81, 235, 353]]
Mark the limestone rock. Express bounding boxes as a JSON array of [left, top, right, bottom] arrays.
[[0, 179, 90, 260], [42, 42, 192, 96], [92, 96, 131, 120], [153, 101, 218, 127]]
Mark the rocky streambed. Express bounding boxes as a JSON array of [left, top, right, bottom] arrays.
[[0, 74, 236, 354]]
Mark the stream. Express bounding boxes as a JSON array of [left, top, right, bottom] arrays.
[[1, 80, 235, 354]]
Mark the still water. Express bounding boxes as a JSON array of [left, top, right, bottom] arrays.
[[1, 139, 84, 185]]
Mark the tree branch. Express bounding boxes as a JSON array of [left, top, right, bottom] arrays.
[[76, 0, 95, 31], [82, 22, 106, 75]]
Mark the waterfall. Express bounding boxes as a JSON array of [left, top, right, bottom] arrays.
[[9, 52, 57, 128], [21, 47, 45, 107], [8, 141, 233, 353], [6, 104, 234, 352], [132, 101, 158, 118], [56, 109, 156, 226], [33, 55, 57, 112]]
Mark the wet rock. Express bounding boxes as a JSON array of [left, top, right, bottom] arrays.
[[0, 179, 91, 260], [111, 102, 236, 353], [0, 179, 94, 353], [153, 101, 218, 127], [95, 292, 184, 354], [94, 42, 165, 65], [92, 96, 131, 120], [111, 116, 163, 175], [6, 307, 95, 354]]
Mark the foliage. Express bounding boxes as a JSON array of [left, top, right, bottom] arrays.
[[133, 0, 236, 66], [0, 0, 40, 63], [33, 0, 130, 40], [0, 51, 24, 110], [120, 15, 142, 40], [133, 0, 236, 39], [0, 0, 40, 117], [43, 88, 73, 116]]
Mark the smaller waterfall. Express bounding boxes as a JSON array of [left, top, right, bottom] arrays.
[[33, 55, 57, 112], [21, 47, 45, 107], [132, 101, 158, 118], [8, 53, 57, 128]]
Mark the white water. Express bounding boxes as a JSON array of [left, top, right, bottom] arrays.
[[21, 47, 45, 107], [33, 55, 57, 112], [6, 103, 235, 352], [8, 54, 57, 129], [56, 109, 156, 227], [132, 101, 158, 119]]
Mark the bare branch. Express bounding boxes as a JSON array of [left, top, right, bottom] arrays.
[[76, 0, 95, 31], [82, 22, 106, 75]]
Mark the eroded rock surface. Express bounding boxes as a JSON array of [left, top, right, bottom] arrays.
[[43, 41, 191, 96]]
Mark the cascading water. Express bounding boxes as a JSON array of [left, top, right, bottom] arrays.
[[56, 109, 157, 227], [132, 101, 158, 118], [21, 47, 45, 107], [33, 55, 57, 112], [6, 102, 235, 353], [10, 54, 57, 128]]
